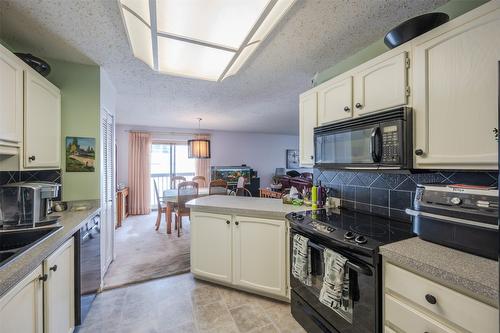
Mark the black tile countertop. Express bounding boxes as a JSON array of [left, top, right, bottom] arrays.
[[0, 200, 100, 298]]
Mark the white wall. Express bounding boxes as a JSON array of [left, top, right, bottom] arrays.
[[116, 124, 308, 188]]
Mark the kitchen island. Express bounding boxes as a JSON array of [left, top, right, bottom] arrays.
[[187, 195, 308, 301]]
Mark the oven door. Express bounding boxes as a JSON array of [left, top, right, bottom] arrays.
[[290, 230, 379, 333], [315, 124, 382, 169]]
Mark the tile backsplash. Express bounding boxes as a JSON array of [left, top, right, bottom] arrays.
[[314, 169, 498, 222]]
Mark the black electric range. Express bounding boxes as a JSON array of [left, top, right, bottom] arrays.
[[287, 208, 415, 333]]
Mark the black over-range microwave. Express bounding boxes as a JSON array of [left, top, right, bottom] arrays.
[[314, 107, 412, 169]]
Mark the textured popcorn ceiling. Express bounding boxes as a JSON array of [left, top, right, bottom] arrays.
[[0, 0, 446, 134]]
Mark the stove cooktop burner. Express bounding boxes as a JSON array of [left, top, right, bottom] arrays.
[[287, 208, 415, 254]]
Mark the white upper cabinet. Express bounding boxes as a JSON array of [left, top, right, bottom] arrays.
[[0, 45, 23, 146], [191, 211, 233, 283], [24, 70, 61, 169], [317, 76, 353, 124], [354, 51, 409, 116], [232, 216, 287, 297], [299, 90, 317, 166], [413, 4, 500, 169]]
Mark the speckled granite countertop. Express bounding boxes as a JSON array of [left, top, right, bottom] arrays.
[[380, 237, 499, 307], [187, 195, 308, 219], [0, 200, 100, 298]]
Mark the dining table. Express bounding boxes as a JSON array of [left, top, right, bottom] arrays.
[[162, 187, 211, 234]]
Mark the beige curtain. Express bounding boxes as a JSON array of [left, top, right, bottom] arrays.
[[128, 132, 152, 215], [194, 134, 211, 184]]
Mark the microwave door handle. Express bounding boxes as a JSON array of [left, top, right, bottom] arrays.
[[370, 127, 382, 163]]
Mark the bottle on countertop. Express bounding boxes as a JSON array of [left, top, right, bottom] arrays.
[[311, 183, 318, 210]]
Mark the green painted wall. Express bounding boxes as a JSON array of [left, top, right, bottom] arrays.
[[315, 0, 490, 85], [45, 59, 100, 201]]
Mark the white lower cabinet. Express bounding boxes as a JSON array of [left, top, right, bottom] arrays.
[[191, 211, 233, 283], [384, 262, 498, 333], [44, 238, 75, 333], [233, 216, 286, 297], [0, 238, 75, 333], [191, 212, 288, 299], [0, 264, 44, 333]]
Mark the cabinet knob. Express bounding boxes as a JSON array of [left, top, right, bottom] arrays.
[[343, 106, 350, 112], [226, 220, 230, 225], [425, 294, 437, 305], [49, 265, 58, 272], [38, 274, 48, 282], [28, 155, 36, 162], [235, 221, 239, 226], [355, 103, 363, 109], [415, 149, 424, 156], [310, 155, 314, 160]]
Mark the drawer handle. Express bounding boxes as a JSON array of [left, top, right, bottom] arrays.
[[425, 294, 437, 305], [343, 106, 350, 112], [28, 155, 36, 162], [49, 265, 58, 272], [235, 221, 239, 226], [226, 220, 230, 225]]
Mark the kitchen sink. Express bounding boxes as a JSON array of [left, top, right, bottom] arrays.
[[0, 225, 63, 268]]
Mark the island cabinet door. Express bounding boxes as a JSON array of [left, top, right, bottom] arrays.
[[232, 216, 287, 297], [44, 237, 75, 333], [0, 265, 43, 333], [191, 211, 233, 283]]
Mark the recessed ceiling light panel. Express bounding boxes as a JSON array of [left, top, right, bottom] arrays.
[[119, 0, 295, 81]]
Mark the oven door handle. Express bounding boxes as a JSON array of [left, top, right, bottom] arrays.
[[307, 241, 373, 276]]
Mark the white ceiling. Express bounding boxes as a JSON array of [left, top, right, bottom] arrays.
[[0, 0, 447, 134]]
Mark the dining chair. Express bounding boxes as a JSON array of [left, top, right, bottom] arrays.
[[174, 181, 199, 237], [153, 180, 167, 231], [230, 176, 252, 197], [170, 175, 186, 189], [192, 176, 206, 187], [209, 179, 228, 195]]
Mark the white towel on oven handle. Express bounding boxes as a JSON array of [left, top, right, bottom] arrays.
[[291, 234, 312, 286], [319, 248, 349, 310]]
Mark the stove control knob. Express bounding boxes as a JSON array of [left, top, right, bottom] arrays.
[[344, 231, 355, 240], [355, 235, 367, 244], [291, 212, 297, 218], [450, 197, 462, 205], [326, 227, 334, 232], [296, 214, 304, 221]]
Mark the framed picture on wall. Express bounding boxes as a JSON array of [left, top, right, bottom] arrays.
[[286, 149, 299, 169], [65, 136, 96, 172]]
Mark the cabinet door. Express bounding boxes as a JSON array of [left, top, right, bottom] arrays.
[[191, 211, 232, 283], [299, 90, 317, 166], [233, 216, 287, 297], [44, 237, 75, 333], [317, 76, 353, 124], [0, 265, 43, 333], [354, 51, 408, 116], [24, 71, 61, 169], [413, 8, 500, 169], [0, 45, 23, 145]]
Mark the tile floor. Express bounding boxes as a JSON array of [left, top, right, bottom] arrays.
[[79, 273, 306, 333]]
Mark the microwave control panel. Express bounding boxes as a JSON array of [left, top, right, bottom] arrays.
[[381, 125, 400, 163]]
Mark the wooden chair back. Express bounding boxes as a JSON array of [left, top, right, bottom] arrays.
[[153, 179, 162, 210], [171, 176, 186, 189], [192, 176, 206, 187], [177, 181, 199, 209], [209, 179, 228, 195]]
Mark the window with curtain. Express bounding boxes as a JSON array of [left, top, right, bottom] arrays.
[[150, 142, 195, 208]]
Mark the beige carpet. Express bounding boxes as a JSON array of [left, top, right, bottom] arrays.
[[103, 212, 190, 290]]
